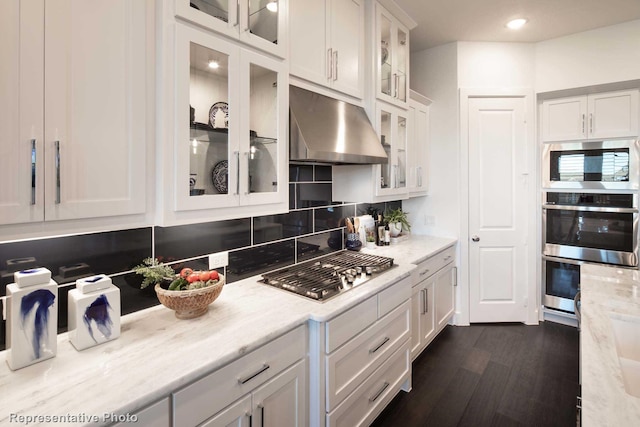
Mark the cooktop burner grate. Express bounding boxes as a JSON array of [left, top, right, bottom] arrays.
[[260, 251, 394, 301]]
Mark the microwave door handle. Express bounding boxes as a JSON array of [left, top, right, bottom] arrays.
[[542, 204, 638, 214]]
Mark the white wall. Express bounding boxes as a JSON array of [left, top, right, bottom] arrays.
[[457, 42, 535, 89], [404, 43, 459, 238], [536, 19, 640, 93]]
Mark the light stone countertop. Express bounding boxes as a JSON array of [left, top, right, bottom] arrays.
[[580, 263, 640, 426], [0, 235, 457, 426]]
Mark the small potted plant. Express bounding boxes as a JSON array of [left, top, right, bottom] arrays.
[[384, 207, 411, 237]]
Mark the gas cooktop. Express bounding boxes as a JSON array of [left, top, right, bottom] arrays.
[[260, 251, 395, 301]]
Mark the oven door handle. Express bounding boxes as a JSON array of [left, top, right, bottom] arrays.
[[542, 255, 586, 265], [542, 204, 638, 214]]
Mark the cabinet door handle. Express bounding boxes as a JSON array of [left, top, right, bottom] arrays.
[[238, 363, 270, 384], [589, 113, 593, 135], [393, 73, 398, 98], [234, 151, 240, 195], [425, 288, 429, 313], [30, 139, 36, 205], [245, 151, 250, 195], [453, 266, 458, 286], [581, 113, 586, 135], [327, 48, 333, 80], [257, 404, 264, 427], [420, 288, 427, 314], [333, 50, 338, 81], [417, 166, 422, 187], [369, 381, 390, 402], [54, 140, 61, 204], [369, 336, 390, 354]]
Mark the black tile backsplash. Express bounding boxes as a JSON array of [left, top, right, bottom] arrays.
[[0, 164, 404, 350], [154, 218, 251, 261], [0, 227, 152, 294]]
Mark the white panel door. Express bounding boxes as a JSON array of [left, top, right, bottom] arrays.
[[468, 97, 528, 323], [44, 0, 147, 221], [0, 0, 44, 225]]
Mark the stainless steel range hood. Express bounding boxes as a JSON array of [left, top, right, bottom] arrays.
[[289, 86, 388, 164]]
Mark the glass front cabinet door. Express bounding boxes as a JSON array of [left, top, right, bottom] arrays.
[[174, 24, 287, 217], [376, 3, 408, 107], [175, 0, 287, 59], [376, 104, 408, 198]]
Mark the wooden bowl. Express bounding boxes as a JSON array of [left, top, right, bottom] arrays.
[[154, 275, 224, 319]]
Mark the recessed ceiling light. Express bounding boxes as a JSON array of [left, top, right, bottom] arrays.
[[506, 18, 527, 30], [266, 1, 278, 13], [208, 60, 220, 69]]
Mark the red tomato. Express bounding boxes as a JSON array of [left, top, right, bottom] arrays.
[[187, 273, 200, 283], [199, 271, 211, 281], [180, 267, 193, 279], [209, 270, 219, 280]]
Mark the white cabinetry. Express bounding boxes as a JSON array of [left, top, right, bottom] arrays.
[[541, 90, 639, 142], [173, 325, 306, 427], [159, 21, 288, 225], [289, 0, 364, 99], [407, 91, 431, 196], [309, 276, 412, 427], [375, 2, 409, 107], [112, 398, 171, 427], [410, 245, 456, 360], [175, 0, 288, 59], [0, 0, 148, 226]]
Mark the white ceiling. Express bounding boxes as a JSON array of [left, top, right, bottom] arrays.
[[394, 0, 640, 52]]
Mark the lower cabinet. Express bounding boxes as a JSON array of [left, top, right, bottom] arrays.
[[173, 325, 307, 427], [112, 398, 171, 427], [309, 276, 412, 427], [201, 361, 306, 427], [411, 245, 456, 360]]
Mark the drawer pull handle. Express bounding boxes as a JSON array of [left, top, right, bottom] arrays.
[[369, 381, 390, 402], [444, 255, 452, 261], [30, 139, 36, 205], [238, 364, 270, 384], [419, 268, 430, 277], [369, 337, 390, 354]]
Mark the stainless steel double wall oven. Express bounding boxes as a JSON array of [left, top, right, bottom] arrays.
[[542, 139, 640, 313]]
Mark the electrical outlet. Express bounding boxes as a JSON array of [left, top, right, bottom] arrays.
[[208, 251, 229, 269]]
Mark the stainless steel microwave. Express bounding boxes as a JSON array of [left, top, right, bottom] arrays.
[[542, 139, 640, 190]]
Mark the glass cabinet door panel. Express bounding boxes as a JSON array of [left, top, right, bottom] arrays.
[[189, 0, 232, 24], [396, 27, 408, 102], [247, 0, 279, 46], [396, 115, 407, 188], [248, 63, 278, 194], [380, 110, 392, 189], [379, 14, 392, 97], [189, 41, 230, 197]]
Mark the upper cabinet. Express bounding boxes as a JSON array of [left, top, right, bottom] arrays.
[[0, 0, 148, 226], [289, 0, 365, 99], [161, 23, 288, 224], [541, 90, 640, 142], [375, 3, 409, 107], [175, 0, 288, 59], [408, 92, 431, 196]]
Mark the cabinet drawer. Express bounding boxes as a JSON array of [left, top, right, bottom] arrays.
[[377, 276, 411, 318], [326, 300, 410, 411], [413, 245, 456, 285], [173, 325, 306, 427], [326, 296, 377, 353], [326, 342, 410, 427]]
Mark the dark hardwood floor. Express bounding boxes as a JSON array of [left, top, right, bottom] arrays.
[[371, 322, 580, 427]]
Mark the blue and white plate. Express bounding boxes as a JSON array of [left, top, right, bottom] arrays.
[[208, 102, 229, 129]]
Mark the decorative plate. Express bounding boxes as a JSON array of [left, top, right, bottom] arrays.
[[211, 160, 228, 193], [208, 102, 229, 129]]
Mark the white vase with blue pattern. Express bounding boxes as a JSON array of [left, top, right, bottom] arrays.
[[6, 268, 58, 371], [68, 274, 121, 351]]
